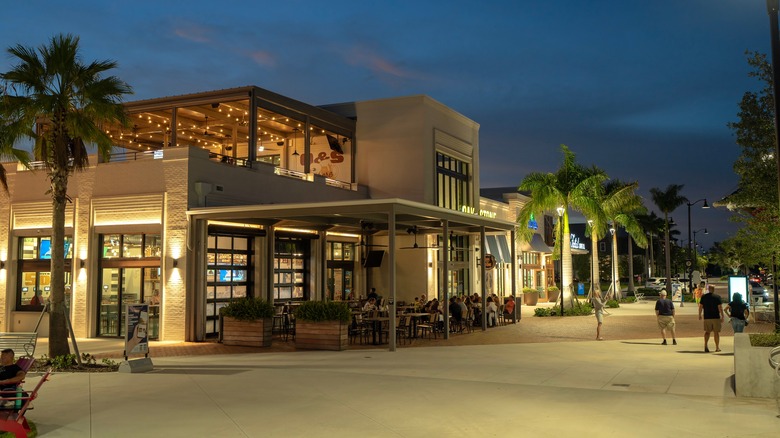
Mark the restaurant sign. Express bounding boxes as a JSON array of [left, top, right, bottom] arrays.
[[570, 233, 586, 250], [460, 205, 497, 219]]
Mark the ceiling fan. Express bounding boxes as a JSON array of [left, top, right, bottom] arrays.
[[202, 116, 217, 136], [358, 221, 387, 248], [400, 225, 440, 250]]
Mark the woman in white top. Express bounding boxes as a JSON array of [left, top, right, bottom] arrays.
[[486, 297, 498, 327], [362, 298, 377, 312]]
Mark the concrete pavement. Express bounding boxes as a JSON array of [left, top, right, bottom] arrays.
[[24, 297, 780, 437]]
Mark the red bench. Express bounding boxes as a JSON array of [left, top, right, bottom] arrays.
[[0, 368, 52, 438]]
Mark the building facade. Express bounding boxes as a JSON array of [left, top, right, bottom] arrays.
[[0, 86, 517, 342]]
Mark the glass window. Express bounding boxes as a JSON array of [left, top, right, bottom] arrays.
[[103, 234, 121, 258], [123, 234, 143, 258], [144, 234, 162, 257], [21, 238, 37, 260], [436, 152, 470, 212]]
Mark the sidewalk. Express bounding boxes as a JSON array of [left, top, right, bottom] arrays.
[[27, 301, 780, 437]]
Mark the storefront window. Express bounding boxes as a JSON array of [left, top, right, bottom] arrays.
[[206, 234, 254, 337], [274, 238, 309, 302], [98, 234, 161, 338], [17, 236, 72, 311]]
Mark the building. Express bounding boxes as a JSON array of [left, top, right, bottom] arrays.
[[0, 86, 516, 344]]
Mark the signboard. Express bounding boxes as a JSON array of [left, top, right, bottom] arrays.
[[528, 213, 538, 230], [570, 233, 586, 250], [728, 276, 748, 304], [125, 304, 149, 357], [671, 282, 683, 303]]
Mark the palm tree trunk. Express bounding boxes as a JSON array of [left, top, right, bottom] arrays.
[[628, 235, 635, 294], [611, 226, 620, 300], [590, 232, 600, 299], [48, 165, 71, 357], [649, 234, 655, 277], [562, 213, 574, 309], [664, 215, 672, 293]]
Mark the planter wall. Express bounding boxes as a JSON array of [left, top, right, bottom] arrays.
[[296, 321, 348, 351], [222, 317, 272, 347], [734, 333, 780, 398]]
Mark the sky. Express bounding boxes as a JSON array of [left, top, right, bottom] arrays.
[[0, 0, 770, 250]]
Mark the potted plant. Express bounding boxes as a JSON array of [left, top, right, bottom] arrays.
[[546, 286, 560, 303], [219, 297, 275, 347], [522, 287, 539, 306], [294, 301, 351, 351]]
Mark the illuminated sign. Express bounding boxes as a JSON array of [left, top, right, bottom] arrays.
[[570, 234, 586, 250], [528, 213, 538, 230], [460, 205, 497, 219]]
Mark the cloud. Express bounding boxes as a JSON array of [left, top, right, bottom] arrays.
[[344, 45, 416, 80], [173, 23, 212, 43], [247, 50, 276, 68]]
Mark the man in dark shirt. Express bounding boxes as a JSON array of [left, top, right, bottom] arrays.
[[367, 288, 378, 301], [0, 349, 26, 408], [698, 285, 724, 353], [655, 291, 676, 345]]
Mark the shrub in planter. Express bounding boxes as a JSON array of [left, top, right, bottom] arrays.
[[606, 300, 620, 308], [522, 287, 539, 306], [294, 301, 351, 351], [546, 286, 560, 302], [220, 297, 275, 347], [220, 297, 275, 321]]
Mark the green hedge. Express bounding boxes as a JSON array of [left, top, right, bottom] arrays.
[[294, 301, 351, 323], [534, 302, 593, 317], [219, 297, 274, 321]]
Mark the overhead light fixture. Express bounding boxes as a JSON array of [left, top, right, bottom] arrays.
[[292, 128, 300, 156]]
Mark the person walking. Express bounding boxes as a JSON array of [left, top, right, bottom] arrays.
[[655, 290, 676, 345], [591, 290, 606, 340], [693, 281, 705, 305], [724, 292, 750, 333], [698, 285, 724, 352]]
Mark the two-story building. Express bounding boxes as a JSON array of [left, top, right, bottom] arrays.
[[0, 86, 517, 344]]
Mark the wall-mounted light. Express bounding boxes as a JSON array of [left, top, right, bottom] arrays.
[[0, 261, 5, 270], [79, 259, 85, 269], [172, 258, 179, 268]]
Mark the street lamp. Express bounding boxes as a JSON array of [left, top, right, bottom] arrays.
[[587, 219, 594, 298], [557, 206, 565, 316], [692, 228, 708, 255], [609, 227, 616, 300], [686, 199, 709, 300]]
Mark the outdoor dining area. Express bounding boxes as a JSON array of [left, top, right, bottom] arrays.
[[342, 294, 517, 346]]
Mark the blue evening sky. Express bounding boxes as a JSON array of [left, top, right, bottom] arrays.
[[0, 0, 768, 249]]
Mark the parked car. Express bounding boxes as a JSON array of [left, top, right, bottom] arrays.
[[645, 277, 666, 290], [750, 281, 770, 303]]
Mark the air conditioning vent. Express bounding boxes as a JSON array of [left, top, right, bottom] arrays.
[[215, 185, 224, 192]]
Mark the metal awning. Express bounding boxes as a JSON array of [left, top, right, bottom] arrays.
[[485, 235, 512, 263], [530, 234, 551, 253]]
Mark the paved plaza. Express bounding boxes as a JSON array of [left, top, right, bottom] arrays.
[[25, 293, 780, 437]]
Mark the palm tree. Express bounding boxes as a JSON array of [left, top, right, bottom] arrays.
[[636, 211, 665, 279], [516, 145, 606, 309], [598, 180, 648, 300], [0, 34, 132, 357], [649, 184, 687, 294]]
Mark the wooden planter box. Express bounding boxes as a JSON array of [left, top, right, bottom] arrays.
[[295, 321, 348, 351], [221, 317, 272, 347]]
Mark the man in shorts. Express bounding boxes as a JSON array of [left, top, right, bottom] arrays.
[[698, 285, 724, 353], [655, 290, 676, 345]]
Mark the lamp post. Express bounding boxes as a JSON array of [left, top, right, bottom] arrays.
[[764, 0, 780, 331], [609, 227, 616, 300], [692, 228, 708, 256], [557, 206, 565, 316], [588, 219, 594, 298], [686, 199, 709, 301]]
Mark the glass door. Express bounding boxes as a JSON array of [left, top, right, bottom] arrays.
[[99, 268, 120, 336]]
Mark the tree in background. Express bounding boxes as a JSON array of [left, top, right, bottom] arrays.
[[650, 184, 687, 293], [516, 145, 606, 309], [0, 34, 132, 357]]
